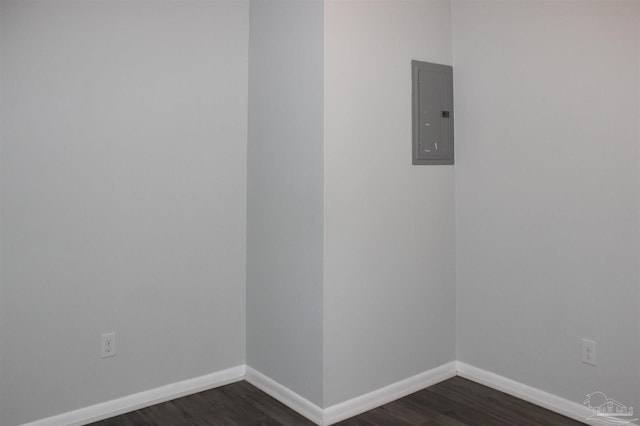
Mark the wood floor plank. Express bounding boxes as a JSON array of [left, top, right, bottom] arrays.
[[404, 388, 517, 426], [370, 396, 467, 426], [195, 385, 271, 425], [333, 407, 415, 426], [90, 377, 586, 426], [225, 381, 315, 426], [426, 377, 584, 426], [94, 411, 151, 426]]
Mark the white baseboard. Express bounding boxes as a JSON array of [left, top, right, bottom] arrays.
[[20, 365, 246, 426], [457, 362, 639, 426], [323, 361, 458, 425], [244, 366, 324, 425], [21, 361, 636, 426], [245, 362, 457, 426]]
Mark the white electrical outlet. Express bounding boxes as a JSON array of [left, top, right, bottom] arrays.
[[101, 332, 116, 358], [582, 338, 596, 366]]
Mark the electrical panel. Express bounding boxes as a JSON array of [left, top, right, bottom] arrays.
[[412, 60, 454, 165]]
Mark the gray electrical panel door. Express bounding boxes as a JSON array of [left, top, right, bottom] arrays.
[[412, 60, 454, 165]]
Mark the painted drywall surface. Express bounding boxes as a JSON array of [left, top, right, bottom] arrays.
[[0, 3, 3, 420], [0, 1, 248, 425], [246, 0, 324, 406], [454, 0, 640, 414], [323, 0, 456, 407]]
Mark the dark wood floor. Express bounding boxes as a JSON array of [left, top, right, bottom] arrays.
[[89, 376, 585, 425]]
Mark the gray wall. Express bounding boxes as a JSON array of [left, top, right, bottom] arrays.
[[2, 1, 639, 424], [453, 0, 640, 413], [0, 3, 3, 421], [246, 0, 324, 407], [323, 0, 456, 406], [0, 1, 3, 420], [0, 1, 248, 425]]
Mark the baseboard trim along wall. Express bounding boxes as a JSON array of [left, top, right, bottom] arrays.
[[250, 362, 631, 426], [19, 365, 246, 426], [245, 363, 457, 426], [322, 362, 457, 425], [244, 367, 324, 425], [455, 362, 634, 426], [20, 362, 635, 426]]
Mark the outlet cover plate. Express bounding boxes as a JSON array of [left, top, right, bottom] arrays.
[[102, 332, 116, 358], [582, 338, 596, 366]]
